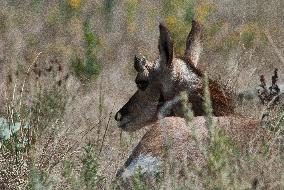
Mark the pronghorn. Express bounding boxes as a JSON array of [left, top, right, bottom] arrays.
[[114, 21, 274, 185], [115, 82, 272, 185], [132, 20, 234, 117]]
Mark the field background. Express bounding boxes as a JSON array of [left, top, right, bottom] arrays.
[[0, 0, 283, 189]]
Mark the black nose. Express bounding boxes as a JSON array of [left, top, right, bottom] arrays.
[[115, 111, 123, 121]]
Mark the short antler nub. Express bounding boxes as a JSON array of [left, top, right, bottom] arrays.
[[134, 55, 142, 72]]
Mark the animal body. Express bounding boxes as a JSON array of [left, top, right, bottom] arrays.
[[115, 73, 272, 183], [114, 20, 274, 187], [115, 81, 274, 188], [116, 116, 271, 185]]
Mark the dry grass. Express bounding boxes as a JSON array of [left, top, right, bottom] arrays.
[[0, 0, 283, 189]]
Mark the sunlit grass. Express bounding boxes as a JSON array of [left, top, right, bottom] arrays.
[[0, 0, 283, 189]]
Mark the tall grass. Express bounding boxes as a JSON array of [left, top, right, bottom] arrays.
[[0, 0, 283, 189], [71, 18, 102, 81]]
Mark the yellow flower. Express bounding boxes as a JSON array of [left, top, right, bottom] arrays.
[[69, 0, 81, 8]]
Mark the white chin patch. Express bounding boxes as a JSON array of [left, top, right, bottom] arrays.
[[121, 154, 162, 180], [119, 117, 131, 127]]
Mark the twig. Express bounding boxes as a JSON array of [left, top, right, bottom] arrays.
[[18, 52, 42, 148], [80, 115, 108, 138], [99, 111, 114, 155], [260, 94, 281, 121], [119, 130, 123, 147], [45, 111, 112, 172], [19, 52, 42, 109], [268, 111, 284, 153]]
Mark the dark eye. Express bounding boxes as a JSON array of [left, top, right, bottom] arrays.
[[136, 80, 149, 91]]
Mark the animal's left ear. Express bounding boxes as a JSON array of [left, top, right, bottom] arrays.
[[158, 23, 174, 66]]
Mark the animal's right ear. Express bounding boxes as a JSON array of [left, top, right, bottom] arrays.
[[158, 23, 173, 66], [184, 20, 203, 67]]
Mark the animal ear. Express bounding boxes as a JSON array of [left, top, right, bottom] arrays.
[[134, 55, 145, 72], [184, 20, 203, 67], [158, 23, 173, 66]]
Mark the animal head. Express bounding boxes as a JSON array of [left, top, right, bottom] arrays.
[[115, 20, 233, 131], [114, 78, 162, 132], [114, 20, 205, 131]]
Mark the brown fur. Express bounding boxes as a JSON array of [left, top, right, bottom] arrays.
[[125, 116, 271, 162], [179, 56, 235, 116], [114, 21, 274, 185], [117, 116, 273, 182]]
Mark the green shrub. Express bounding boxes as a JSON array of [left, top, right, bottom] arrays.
[[0, 115, 32, 163], [81, 144, 104, 189], [27, 167, 50, 190], [0, 117, 30, 141], [102, 0, 116, 30], [71, 18, 102, 80], [61, 143, 104, 189], [30, 88, 66, 133], [241, 30, 255, 49], [125, 0, 140, 32], [103, 0, 116, 13], [59, 0, 82, 21], [132, 166, 150, 190]]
